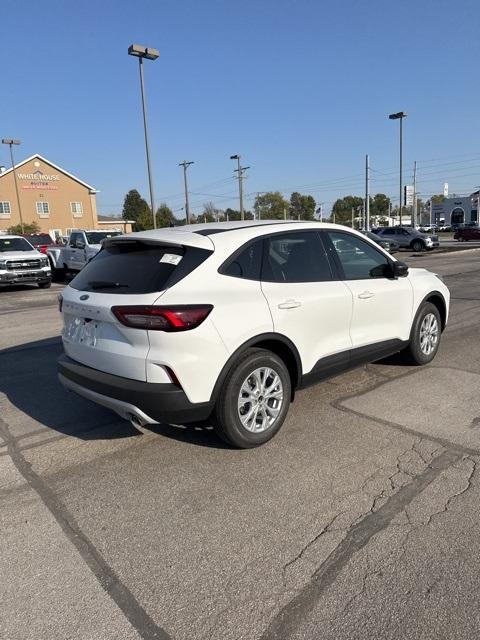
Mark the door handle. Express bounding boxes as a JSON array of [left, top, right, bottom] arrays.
[[358, 291, 374, 299], [278, 299, 302, 309]]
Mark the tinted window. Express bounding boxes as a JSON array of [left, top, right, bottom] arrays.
[[24, 234, 52, 245], [69, 233, 81, 247], [263, 231, 332, 283], [328, 232, 390, 280], [381, 228, 394, 235], [222, 239, 263, 280], [0, 237, 34, 252], [70, 241, 211, 294]]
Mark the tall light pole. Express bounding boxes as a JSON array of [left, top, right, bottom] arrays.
[[128, 44, 159, 229], [2, 138, 23, 233], [365, 154, 370, 230], [388, 111, 407, 226], [230, 154, 249, 220], [179, 161, 194, 224]]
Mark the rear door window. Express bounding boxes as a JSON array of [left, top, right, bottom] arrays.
[[69, 240, 211, 294], [262, 231, 333, 283]]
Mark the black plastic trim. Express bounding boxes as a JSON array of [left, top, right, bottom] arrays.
[[58, 354, 214, 424], [299, 339, 408, 389]]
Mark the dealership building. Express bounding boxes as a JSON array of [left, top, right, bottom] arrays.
[[0, 154, 132, 238], [431, 192, 480, 226]]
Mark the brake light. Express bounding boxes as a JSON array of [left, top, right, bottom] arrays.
[[111, 305, 213, 331]]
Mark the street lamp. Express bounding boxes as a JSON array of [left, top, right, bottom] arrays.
[[230, 154, 249, 220], [388, 111, 407, 226], [128, 44, 159, 229], [2, 138, 23, 233]]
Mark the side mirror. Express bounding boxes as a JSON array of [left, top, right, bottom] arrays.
[[76, 240, 86, 250], [393, 261, 409, 278]]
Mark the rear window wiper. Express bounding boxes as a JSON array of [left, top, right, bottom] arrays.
[[88, 280, 129, 289]]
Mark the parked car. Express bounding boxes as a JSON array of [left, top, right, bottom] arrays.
[[47, 229, 122, 278], [22, 233, 56, 255], [376, 226, 439, 251], [454, 226, 480, 242], [58, 221, 449, 448], [0, 235, 52, 288], [360, 230, 399, 253]]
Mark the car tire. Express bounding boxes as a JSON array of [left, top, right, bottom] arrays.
[[213, 348, 291, 448], [38, 281, 52, 289], [411, 240, 425, 252], [401, 302, 441, 365]]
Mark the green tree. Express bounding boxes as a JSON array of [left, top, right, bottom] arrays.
[[155, 203, 176, 227], [224, 207, 253, 221], [122, 189, 150, 229], [331, 195, 364, 225], [289, 192, 316, 220], [431, 194, 446, 204], [369, 193, 391, 219], [7, 221, 40, 235], [254, 191, 290, 220]]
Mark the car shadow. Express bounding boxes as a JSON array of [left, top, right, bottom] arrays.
[[0, 336, 226, 447]]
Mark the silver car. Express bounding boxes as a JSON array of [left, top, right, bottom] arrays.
[[376, 226, 439, 251]]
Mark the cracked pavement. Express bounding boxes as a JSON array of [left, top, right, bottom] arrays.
[[1, 251, 480, 640]]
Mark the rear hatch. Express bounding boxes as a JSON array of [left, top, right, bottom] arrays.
[[61, 231, 213, 381]]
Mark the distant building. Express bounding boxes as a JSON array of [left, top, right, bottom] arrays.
[[431, 192, 480, 226], [0, 154, 125, 238]]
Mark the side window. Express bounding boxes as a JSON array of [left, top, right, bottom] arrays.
[[382, 228, 394, 235], [69, 233, 80, 248], [221, 239, 263, 280], [263, 231, 333, 283], [327, 232, 391, 280]]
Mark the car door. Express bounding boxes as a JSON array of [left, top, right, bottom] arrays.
[[260, 230, 353, 379], [324, 230, 414, 358], [66, 232, 80, 270]]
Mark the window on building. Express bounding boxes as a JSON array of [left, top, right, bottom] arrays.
[[70, 202, 83, 217], [0, 201, 11, 216], [36, 202, 50, 216], [451, 208, 465, 225]]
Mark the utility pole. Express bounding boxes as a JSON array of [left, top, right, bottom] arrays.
[[179, 160, 194, 224], [2, 139, 23, 233], [365, 154, 370, 231], [351, 207, 354, 228], [230, 154, 249, 220], [283, 205, 287, 221], [412, 160, 417, 227]]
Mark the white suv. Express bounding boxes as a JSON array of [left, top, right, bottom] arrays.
[[58, 221, 449, 448]]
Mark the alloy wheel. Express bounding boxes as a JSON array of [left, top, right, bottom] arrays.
[[419, 313, 439, 355], [237, 367, 284, 433]]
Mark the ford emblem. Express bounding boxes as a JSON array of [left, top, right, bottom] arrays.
[[80, 294, 89, 301]]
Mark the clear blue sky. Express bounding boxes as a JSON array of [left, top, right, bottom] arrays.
[[2, 0, 479, 217]]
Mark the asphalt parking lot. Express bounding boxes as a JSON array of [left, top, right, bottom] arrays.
[[2, 248, 480, 640]]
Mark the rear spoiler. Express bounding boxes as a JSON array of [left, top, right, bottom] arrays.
[[103, 228, 214, 251]]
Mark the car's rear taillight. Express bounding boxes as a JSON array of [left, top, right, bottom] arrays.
[[111, 305, 213, 331]]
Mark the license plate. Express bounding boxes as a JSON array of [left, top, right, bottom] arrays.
[[64, 317, 98, 347]]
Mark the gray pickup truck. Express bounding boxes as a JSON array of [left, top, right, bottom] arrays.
[[47, 229, 122, 278], [0, 235, 52, 288]]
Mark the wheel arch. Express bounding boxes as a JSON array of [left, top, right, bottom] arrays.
[[209, 333, 303, 403], [417, 290, 447, 331]]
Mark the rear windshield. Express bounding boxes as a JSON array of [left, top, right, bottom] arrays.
[[0, 237, 34, 252], [85, 231, 121, 244], [69, 240, 211, 294], [25, 235, 53, 245]]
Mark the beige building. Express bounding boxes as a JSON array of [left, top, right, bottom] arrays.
[[0, 154, 132, 238]]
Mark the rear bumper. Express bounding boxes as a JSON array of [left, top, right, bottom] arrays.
[[57, 354, 214, 425]]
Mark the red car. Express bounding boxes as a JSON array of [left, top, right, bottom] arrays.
[[22, 233, 56, 254], [454, 226, 480, 242]]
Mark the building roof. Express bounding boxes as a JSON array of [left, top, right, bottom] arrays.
[[0, 154, 96, 191]]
